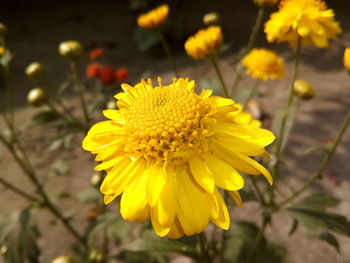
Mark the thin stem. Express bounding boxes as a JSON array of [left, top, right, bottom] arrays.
[[0, 176, 39, 202], [70, 61, 90, 130], [198, 232, 210, 263], [277, 110, 350, 208], [273, 37, 302, 173], [0, 132, 87, 246], [210, 55, 229, 98], [250, 175, 265, 205], [2, 65, 14, 128], [231, 7, 265, 96], [243, 79, 260, 109], [159, 32, 179, 77]]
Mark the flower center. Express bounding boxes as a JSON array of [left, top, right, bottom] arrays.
[[124, 85, 213, 162]]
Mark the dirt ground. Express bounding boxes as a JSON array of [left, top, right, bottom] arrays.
[[0, 0, 350, 262]]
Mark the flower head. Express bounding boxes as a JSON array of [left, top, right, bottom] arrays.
[[344, 48, 350, 74], [254, 0, 279, 8], [89, 47, 104, 60], [137, 4, 169, 30], [185, 26, 223, 60], [99, 66, 115, 85], [59, 40, 83, 59], [265, 0, 342, 48], [115, 67, 128, 83], [86, 62, 102, 79], [242, 48, 285, 81], [83, 78, 275, 238]]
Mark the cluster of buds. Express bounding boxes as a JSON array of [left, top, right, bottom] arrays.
[[86, 47, 128, 85]]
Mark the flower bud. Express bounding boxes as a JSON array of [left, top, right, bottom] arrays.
[[0, 23, 7, 35], [293, 80, 315, 100], [89, 248, 105, 263], [90, 173, 103, 187], [51, 255, 73, 263], [25, 62, 44, 79], [203, 12, 220, 26], [0, 46, 5, 56], [27, 88, 47, 107], [253, 0, 279, 8], [0, 245, 7, 255], [59, 41, 83, 59], [343, 48, 350, 74], [106, 100, 117, 109]]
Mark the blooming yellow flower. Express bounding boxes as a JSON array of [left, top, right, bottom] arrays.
[[82, 78, 274, 238], [254, 0, 279, 8], [344, 48, 350, 74], [242, 48, 285, 81], [137, 4, 169, 30], [184, 26, 223, 60], [265, 0, 342, 48]]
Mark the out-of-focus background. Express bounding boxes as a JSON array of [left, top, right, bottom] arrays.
[[0, 0, 349, 262]]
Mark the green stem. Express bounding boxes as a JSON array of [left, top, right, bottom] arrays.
[[273, 38, 302, 174], [159, 33, 179, 77], [0, 175, 39, 202], [243, 79, 260, 109], [70, 61, 90, 130], [276, 109, 350, 208], [198, 232, 210, 263], [246, 217, 268, 263], [0, 131, 87, 247], [210, 55, 229, 98], [250, 175, 265, 205], [231, 7, 265, 97]]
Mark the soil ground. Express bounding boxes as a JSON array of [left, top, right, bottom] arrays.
[[0, 0, 350, 262]]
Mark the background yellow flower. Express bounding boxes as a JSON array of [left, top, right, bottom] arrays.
[[82, 78, 275, 238], [344, 48, 350, 74], [265, 0, 342, 48], [184, 26, 223, 60], [137, 4, 169, 30], [242, 48, 285, 81]]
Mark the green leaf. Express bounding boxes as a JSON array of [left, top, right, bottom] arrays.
[[291, 194, 339, 211], [57, 80, 71, 98], [304, 145, 330, 155], [318, 232, 340, 253], [0, 208, 40, 263], [29, 111, 60, 126], [45, 156, 70, 182], [288, 219, 299, 236], [123, 238, 198, 259], [46, 132, 75, 152], [76, 186, 101, 204], [223, 221, 287, 263], [134, 27, 160, 51]]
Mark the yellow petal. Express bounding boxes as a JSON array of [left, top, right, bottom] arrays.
[[202, 153, 244, 191], [167, 217, 184, 239], [228, 191, 242, 208], [189, 156, 215, 193], [147, 164, 167, 207], [211, 189, 230, 230]]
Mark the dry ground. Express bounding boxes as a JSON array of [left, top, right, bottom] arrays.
[[0, 0, 350, 262]]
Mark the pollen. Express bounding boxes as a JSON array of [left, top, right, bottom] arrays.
[[124, 83, 213, 161]]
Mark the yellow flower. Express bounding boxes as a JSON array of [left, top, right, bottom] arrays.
[[265, 0, 342, 48], [137, 4, 169, 30], [242, 48, 285, 81], [254, 0, 279, 8], [184, 26, 223, 60], [0, 46, 5, 56], [82, 78, 274, 238], [344, 48, 350, 74]]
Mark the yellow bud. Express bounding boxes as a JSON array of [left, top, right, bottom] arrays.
[[89, 248, 105, 263], [51, 255, 73, 263], [0, 46, 5, 56], [90, 173, 103, 187], [343, 48, 350, 74], [25, 62, 44, 79], [27, 88, 47, 107], [203, 12, 220, 26], [0, 23, 7, 35], [253, 0, 279, 8], [0, 245, 7, 255], [293, 80, 315, 100], [59, 40, 83, 59]]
